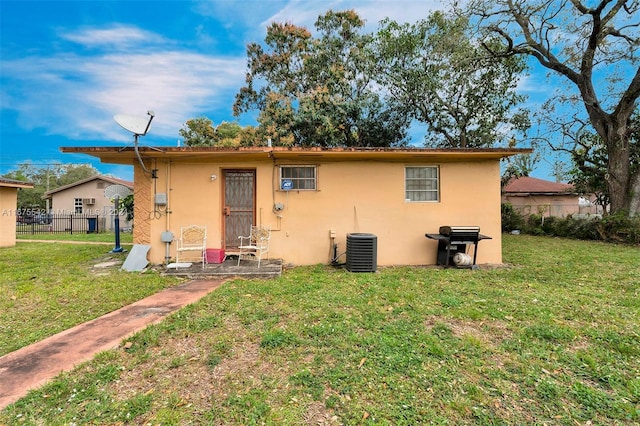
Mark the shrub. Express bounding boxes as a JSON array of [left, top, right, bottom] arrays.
[[524, 214, 545, 235], [500, 204, 640, 245], [501, 203, 524, 232], [593, 213, 640, 244]]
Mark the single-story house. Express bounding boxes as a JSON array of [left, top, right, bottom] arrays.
[[43, 175, 134, 231], [0, 177, 34, 247], [502, 176, 601, 218], [61, 146, 530, 266]]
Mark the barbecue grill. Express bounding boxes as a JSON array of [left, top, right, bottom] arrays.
[[425, 226, 492, 268]]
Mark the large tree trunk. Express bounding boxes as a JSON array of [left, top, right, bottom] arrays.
[[588, 113, 639, 216], [606, 131, 632, 214], [581, 80, 638, 217]]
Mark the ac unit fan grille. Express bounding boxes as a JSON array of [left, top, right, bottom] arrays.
[[346, 233, 377, 272]]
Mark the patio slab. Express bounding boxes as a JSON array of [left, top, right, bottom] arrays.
[[162, 256, 283, 279]]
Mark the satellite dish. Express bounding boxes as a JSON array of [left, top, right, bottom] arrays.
[[113, 110, 156, 173], [104, 184, 132, 201], [114, 113, 153, 136]]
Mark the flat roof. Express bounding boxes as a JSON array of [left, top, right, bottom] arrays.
[[60, 146, 533, 165], [0, 177, 34, 189]]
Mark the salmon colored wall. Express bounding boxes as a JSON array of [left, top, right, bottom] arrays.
[[50, 181, 109, 214], [0, 187, 18, 247], [503, 194, 586, 217], [135, 158, 503, 266], [49, 180, 132, 230]]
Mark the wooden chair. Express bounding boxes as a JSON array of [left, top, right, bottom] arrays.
[[176, 225, 207, 268], [237, 225, 271, 267]]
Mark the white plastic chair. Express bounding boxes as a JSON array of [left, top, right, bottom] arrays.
[[237, 225, 271, 267], [176, 225, 207, 268]]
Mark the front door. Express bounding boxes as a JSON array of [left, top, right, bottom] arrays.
[[223, 170, 255, 250]]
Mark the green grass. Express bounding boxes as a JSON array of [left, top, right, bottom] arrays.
[[1, 235, 639, 424], [0, 241, 180, 355], [16, 231, 133, 244]]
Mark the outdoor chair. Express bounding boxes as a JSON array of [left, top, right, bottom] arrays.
[[176, 225, 207, 268], [237, 225, 271, 267]]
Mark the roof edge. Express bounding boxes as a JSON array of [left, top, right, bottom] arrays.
[[61, 146, 533, 154], [43, 174, 134, 197]]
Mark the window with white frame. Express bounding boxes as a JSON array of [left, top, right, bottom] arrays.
[[280, 165, 317, 190], [74, 198, 83, 213], [405, 166, 439, 202]]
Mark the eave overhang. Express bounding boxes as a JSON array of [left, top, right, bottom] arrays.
[[60, 146, 533, 165], [0, 178, 34, 189]]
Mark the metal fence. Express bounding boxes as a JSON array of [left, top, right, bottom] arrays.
[[16, 214, 107, 235]]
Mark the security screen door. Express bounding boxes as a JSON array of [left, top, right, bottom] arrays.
[[223, 170, 255, 249]]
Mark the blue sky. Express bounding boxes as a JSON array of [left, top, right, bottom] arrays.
[[1, 0, 555, 182]]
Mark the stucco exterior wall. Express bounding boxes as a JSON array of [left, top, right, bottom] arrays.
[[0, 187, 19, 247], [136, 158, 503, 266], [502, 194, 595, 217]]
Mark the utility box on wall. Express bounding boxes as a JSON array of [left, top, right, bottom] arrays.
[[346, 233, 377, 272]]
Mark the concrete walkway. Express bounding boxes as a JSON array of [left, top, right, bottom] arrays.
[[0, 279, 224, 410]]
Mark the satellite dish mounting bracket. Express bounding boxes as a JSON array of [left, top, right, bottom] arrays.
[[113, 111, 163, 172]]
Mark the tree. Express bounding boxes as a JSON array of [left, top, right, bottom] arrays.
[[467, 0, 640, 216], [374, 10, 530, 148], [233, 10, 410, 147], [501, 138, 540, 185], [2, 163, 98, 210], [179, 117, 216, 146], [121, 194, 134, 223], [569, 116, 639, 213], [215, 122, 243, 146], [179, 117, 245, 147], [502, 152, 540, 182]]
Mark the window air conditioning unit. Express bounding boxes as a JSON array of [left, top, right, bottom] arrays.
[[83, 198, 96, 205]]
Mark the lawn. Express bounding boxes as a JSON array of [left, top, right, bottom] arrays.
[[0, 240, 180, 356], [16, 231, 133, 244], [1, 235, 639, 424]]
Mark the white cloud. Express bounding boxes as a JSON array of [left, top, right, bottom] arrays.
[[59, 24, 167, 49], [1, 1, 456, 149], [2, 27, 246, 145]]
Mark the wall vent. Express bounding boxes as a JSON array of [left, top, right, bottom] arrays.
[[346, 233, 377, 272], [83, 198, 96, 205]]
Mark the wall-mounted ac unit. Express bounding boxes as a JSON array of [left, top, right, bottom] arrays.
[[83, 198, 96, 205]]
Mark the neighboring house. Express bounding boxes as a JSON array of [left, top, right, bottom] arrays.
[[61, 146, 530, 266], [0, 177, 34, 247], [43, 175, 133, 231], [502, 176, 600, 218]]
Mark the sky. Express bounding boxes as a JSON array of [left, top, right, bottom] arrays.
[[1, 0, 557, 182]]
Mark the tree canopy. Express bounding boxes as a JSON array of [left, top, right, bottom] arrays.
[[2, 163, 98, 210], [374, 11, 530, 148], [233, 10, 410, 147], [179, 117, 245, 147], [467, 0, 640, 215]]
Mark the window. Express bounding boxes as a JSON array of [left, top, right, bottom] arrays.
[[74, 198, 83, 214], [280, 165, 317, 190], [405, 166, 439, 202]]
